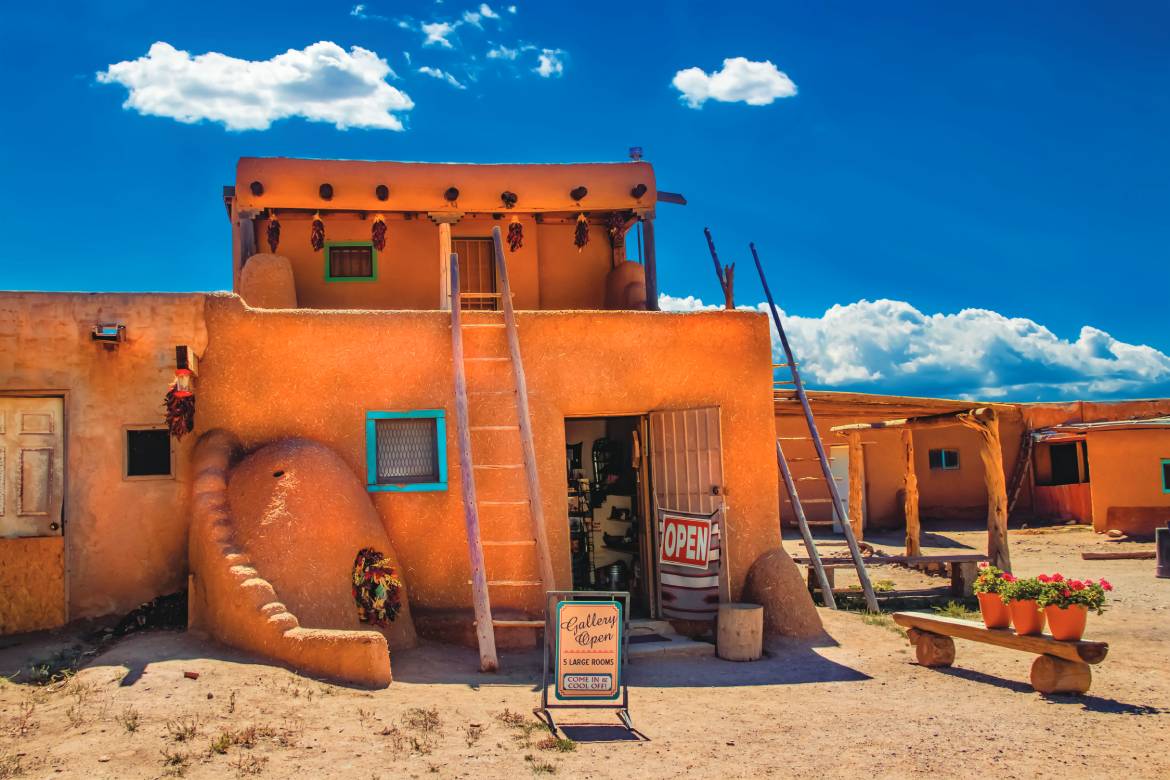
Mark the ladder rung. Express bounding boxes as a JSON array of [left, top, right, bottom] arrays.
[[772, 363, 799, 368], [796, 498, 833, 504], [473, 464, 524, 469], [777, 436, 808, 441], [484, 580, 542, 587], [797, 476, 820, 481], [462, 323, 506, 328], [785, 457, 833, 462], [489, 619, 544, 628], [482, 540, 536, 547], [465, 357, 510, 362], [774, 380, 796, 385], [470, 425, 520, 431], [469, 390, 515, 395], [478, 500, 528, 506]]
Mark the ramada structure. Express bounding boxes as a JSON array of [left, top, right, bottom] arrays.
[[2, 156, 1167, 685]]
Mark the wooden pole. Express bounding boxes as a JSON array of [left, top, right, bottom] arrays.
[[449, 253, 499, 672], [776, 439, 836, 608], [751, 242, 878, 612], [703, 227, 736, 309], [847, 431, 865, 541], [643, 216, 659, 311], [491, 226, 557, 597], [438, 221, 453, 311], [959, 410, 1012, 572], [902, 428, 921, 557]]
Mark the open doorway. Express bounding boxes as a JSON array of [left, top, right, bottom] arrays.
[[564, 416, 654, 618]]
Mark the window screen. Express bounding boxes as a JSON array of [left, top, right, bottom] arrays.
[[126, 428, 172, 477], [328, 244, 375, 279], [928, 449, 959, 470], [374, 418, 440, 484]]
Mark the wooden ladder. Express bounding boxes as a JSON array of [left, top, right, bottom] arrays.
[[750, 242, 879, 613], [449, 226, 556, 672], [1006, 428, 1034, 518]]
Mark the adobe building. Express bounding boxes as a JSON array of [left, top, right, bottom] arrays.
[[0, 156, 810, 685]]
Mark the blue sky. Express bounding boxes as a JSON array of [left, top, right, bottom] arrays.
[[2, 1, 1168, 401]]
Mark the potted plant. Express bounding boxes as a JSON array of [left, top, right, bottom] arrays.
[[972, 562, 1012, 628], [1000, 574, 1047, 635], [1036, 574, 1112, 641]]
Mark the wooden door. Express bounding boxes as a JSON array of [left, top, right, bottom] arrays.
[[1, 397, 65, 537], [452, 238, 497, 311], [648, 407, 726, 619]]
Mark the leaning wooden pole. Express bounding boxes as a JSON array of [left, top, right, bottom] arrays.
[[450, 253, 499, 672], [751, 242, 879, 613], [491, 226, 557, 597], [776, 439, 836, 609]]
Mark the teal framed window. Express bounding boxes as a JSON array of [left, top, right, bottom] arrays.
[[1162, 459, 1170, 494], [366, 410, 447, 492], [325, 241, 378, 282], [928, 448, 960, 470]]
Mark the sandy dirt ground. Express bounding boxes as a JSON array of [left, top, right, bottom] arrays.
[[1, 526, 1167, 779]]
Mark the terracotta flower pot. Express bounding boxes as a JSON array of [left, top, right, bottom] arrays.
[[1008, 599, 1046, 635], [1044, 604, 1088, 641], [977, 592, 1011, 629]]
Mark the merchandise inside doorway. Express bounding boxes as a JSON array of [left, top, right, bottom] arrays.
[[564, 416, 654, 619]]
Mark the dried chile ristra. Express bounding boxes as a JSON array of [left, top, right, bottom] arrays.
[[266, 215, 281, 252], [164, 386, 196, 439], [507, 220, 523, 252], [372, 215, 387, 251], [310, 215, 325, 251], [574, 213, 590, 251]]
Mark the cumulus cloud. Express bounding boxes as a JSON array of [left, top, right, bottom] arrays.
[[418, 65, 466, 89], [422, 21, 458, 47], [533, 48, 565, 77], [658, 295, 1170, 401], [671, 57, 797, 109], [97, 41, 413, 131], [464, 3, 500, 25]]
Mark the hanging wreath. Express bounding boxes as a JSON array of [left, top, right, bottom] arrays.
[[507, 218, 523, 252], [164, 375, 195, 440], [351, 548, 404, 627], [371, 214, 387, 251], [310, 213, 325, 252], [266, 212, 281, 253], [574, 213, 590, 252]]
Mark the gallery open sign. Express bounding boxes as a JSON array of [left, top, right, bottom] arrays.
[[658, 512, 713, 569]]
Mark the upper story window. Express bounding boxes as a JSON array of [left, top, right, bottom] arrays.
[[928, 448, 960, 470], [125, 426, 173, 479], [366, 410, 448, 492], [326, 242, 377, 281]]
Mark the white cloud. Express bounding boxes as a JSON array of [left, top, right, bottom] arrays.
[[97, 41, 414, 131], [533, 48, 565, 77], [479, 3, 500, 19], [671, 57, 797, 109], [507, 4, 517, 12], [487, 44, 518, 60], [422, 21, 458, 47], [658, 295, 1170, 401], [418, 65, 466, 89], [350, 3, 387, 20]]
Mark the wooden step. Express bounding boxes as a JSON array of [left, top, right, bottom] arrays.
[[462, 323, 506, 329], [470, 425, 520, 431], [482, 540, 535, 547], [465, 356, 510, 362]]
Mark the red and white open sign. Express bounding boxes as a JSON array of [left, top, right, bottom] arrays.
[[658, 513, 713, 569]]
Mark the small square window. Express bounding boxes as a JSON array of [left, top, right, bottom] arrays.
[[1162, 459, 1170, 494], [125, 427, 173, 479], [326, 242, 377, 281], [366, 411, 447, 492], [928, 448, 960, 470]]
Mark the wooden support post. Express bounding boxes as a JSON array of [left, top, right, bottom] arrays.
[[491, 226, 556, 596], [847, 431, 865, 541], [902, 428, 921, 557], [430, 213, 462, 311], [1030, 654, 1091, 694], [959, 410, 1012, 572], [449, 253, 499, 673], [642, 216, 659, 311], [906, 628, 955, 668]]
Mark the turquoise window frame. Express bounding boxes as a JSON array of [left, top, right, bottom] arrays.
[[366, 410, 448, 492], [1161, 458, 1170, 494], [325, 241, 378, 282]]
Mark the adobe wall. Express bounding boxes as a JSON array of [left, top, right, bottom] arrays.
[[197, 296, 781, 615], [1084, 429, 1170, 534], [0, 292, 207, 623]]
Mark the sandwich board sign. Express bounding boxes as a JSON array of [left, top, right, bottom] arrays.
[[536, 591, 632, 734]]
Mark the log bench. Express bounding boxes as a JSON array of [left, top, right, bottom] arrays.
[[892, 611, 1109, 694], [798, 554, 988, 597]]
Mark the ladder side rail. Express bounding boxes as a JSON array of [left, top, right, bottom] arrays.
[[450, 252, 500, 671], [491, 226, 557, 597], [1007, 431, 1034, 516], [777, 439, 836, 608], [750, 242, 880, 613]]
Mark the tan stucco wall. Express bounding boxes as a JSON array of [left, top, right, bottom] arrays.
[[197, 296, 780, 615], [0, 292, 207, 624], [1084, 429, 1170, 534], [0, 537, 65, 634]]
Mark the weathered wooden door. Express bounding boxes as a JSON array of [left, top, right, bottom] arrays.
[[1, 397, 64, 537], [648, 407, 726, 619]]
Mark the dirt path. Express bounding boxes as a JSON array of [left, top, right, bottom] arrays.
[[2, 529, 1167, 779]]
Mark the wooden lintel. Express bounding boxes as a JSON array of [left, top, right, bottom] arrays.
[[830, 407, 996, 433]]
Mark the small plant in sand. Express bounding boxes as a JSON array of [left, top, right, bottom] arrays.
[[380, 725, 407, 752], [228, 754, 268, 776], [403, 707, 442, 754], [4, 699, 37, 738], [209, 731, 233, 755], [463, 722, 485, 747], [525, 754, 557, 775], [166, 715, 201, 743], [495, 709, 545, 747], [536, 735, 577, 753], [116, 706, 141, 733], [160, 747, 190, 777]]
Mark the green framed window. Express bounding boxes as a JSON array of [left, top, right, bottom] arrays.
[[928, 448, 960, 470], [366, 410, 448, 492], [325, 241, 377, 282], [1161, 458, 1170, 494]]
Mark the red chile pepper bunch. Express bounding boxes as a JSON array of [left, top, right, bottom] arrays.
[[310, 213, 325, 251], [266, 213, 281, 253], [507, 219, 523, 252], [574, 213, 590, 251], [371, 214, 387, 251], [164, 386, 195, 439]]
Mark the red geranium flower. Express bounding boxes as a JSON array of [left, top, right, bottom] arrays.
[[1101, 579, 1113, 591], [1037, 574, 1051, 583], [978, 561, 989, 569], [1051, 573, 1064, 582], [1062, 589, 1072, 597], [1003, 573, 1017, 582], [1070, 580, 1085, 591]]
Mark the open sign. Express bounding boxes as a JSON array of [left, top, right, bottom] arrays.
[[659, 513, 713, 569]]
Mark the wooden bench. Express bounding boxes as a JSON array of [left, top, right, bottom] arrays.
[[892, 611, 1109, 694], [798, 554, 988, 597]]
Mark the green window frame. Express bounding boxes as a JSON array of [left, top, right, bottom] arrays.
[[366, 410, 448, 492], [928, 448, 960, 470], [1161, 458, 1170, 494], [325, 241, 378, 282]]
